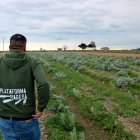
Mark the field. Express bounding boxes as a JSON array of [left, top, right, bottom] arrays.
[[0, 51, 140, 140], [38, 51, 140, 140], [68, 52, 140, 58]]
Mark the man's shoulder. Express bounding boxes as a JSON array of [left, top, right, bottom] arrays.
[[0, 55, 3, 61], [27, 55, 41, 71]]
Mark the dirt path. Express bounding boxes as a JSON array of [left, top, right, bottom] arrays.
[[42, 74, 110, 140], [54, 86, 110, 140], [93, 52, 140, 58], [65, 96, 110, 140], [40, 109, 48, 140], [39, 95, 110, 140]]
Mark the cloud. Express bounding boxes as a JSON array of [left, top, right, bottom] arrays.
[[0, 0, 140, 50]]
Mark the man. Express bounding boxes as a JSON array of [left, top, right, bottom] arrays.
[[0, 34, 50, 140]]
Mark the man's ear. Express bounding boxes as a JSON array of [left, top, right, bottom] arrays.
[[23, 44, 26, 51], [24, 47, 26, 51], [20, 47, 26, 52], [9, 45, 11, 50]]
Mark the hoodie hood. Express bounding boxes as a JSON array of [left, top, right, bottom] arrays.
[[3, 51, 29, 69]]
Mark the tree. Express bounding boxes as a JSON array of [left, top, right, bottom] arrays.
[[100, 47, 110, 50], [87, 41, 96, 50], [63, 45, 68, 51], [78, 43, 87, 50]]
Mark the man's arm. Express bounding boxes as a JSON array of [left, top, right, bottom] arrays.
[[32, 63, 50, 118]]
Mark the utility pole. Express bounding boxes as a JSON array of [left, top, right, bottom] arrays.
[[3, 37, 4, 52]]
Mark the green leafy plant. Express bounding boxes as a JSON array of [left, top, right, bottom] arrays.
[[46, 112, 83, 131], [49, 99, 69, 113], [101, 61, 116, 71], [53, 71, 66, 81], [70, 127, 77, 140], [114, 60, 128, 68], [65, 60, 86, 72], [70, 127, 85, 140], [32, 52, 138, 140], [78, 132, 85, 140], [133, 59, 140, 65], [59, 113, 76, 131], [135, 76, 140, 83], [71, 88, 83, 98], [116, 77, 134, 88], [116, 70, 128, 77]]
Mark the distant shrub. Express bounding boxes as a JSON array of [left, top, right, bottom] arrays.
[[114, 60, 128, 68], [55, 56, 65, 62], [101, 61, 116, 71], [134, 77, 140, 83], [133, 59, 140, 65], [53, 71, 66, 81], [116, 77, 133, 88], [65, 60, 86, 72], [116, 70, 128, 77]]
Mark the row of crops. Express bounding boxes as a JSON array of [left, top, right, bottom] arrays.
[[31, 51, 140, 140], [43, 52, 140, 88], [1, 52, 140, 140]]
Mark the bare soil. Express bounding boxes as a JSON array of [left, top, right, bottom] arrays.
[[40, 109, 48, 140], [67, 52, 140, 58], [118, 117, 140, 140], [39, 91, 110, 140], [99, 87, 140, 139], [66, 96, 110, 140]]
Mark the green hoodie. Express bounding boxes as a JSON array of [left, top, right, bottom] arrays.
[[0, 51, 50, 118]]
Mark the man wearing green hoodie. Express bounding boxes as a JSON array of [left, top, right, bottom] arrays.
[[0, 34, 50, 140]]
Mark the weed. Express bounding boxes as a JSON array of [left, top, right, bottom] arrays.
[[70, 127, 85, 140], [53, 71, 66, 81]]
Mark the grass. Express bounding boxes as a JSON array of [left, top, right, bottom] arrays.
[[42, 56, 136, 139], [45, 88, 85, 140], [49, 58, 140, 117], [61, 49, 140, 54], [30, 52, 140, 139]]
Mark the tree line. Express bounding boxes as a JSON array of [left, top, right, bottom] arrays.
[[78, 42, 96, 50]]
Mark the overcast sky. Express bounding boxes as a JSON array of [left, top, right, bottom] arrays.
[[0, 0, 140, 50]]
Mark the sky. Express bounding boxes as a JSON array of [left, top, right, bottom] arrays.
[[0, 0, 140, 51]]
